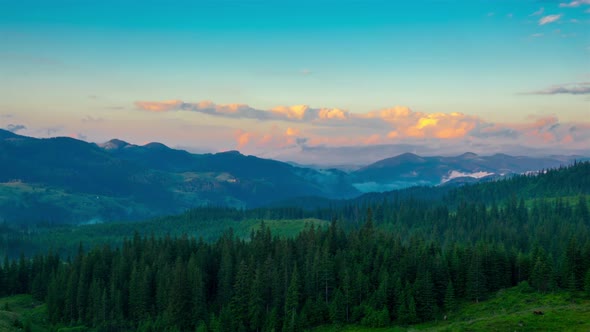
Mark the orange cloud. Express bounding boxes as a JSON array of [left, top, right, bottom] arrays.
[[235, 130, 253, 149], [134, 100, 183, 112], [318, 108, 349, 120], [285, 127, 300, 136], [271, 105, 309, 120], [135, 99, 590, 151]]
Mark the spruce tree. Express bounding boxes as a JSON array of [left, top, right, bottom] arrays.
[[444, 280, 456, 313], [284, 266, 300, 332]]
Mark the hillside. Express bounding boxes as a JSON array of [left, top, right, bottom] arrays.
[[0, 130, 359, 224], [0, 162, 589, 332]]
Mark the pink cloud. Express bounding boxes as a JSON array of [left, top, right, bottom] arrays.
[[135, 100, 183, 112], [133, 99, 590, 155]]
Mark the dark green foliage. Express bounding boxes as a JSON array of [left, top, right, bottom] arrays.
[[0, 162, 588, 331], [444, 280, 456, 313]]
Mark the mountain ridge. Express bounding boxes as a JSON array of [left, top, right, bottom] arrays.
[[1, 128, 586, 224]]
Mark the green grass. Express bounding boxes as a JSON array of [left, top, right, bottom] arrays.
[[525, 194, 590, 209], [312, 287, 590, 332], [0, 294, 48, 332]]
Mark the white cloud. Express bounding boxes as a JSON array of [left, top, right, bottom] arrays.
[[539, 14, 563, 25], [530, 7, 545, 16], [559, 0, 590, 8]]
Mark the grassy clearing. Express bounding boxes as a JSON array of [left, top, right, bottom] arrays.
[[312, 288, 590, 332], [525, 194, 590, 209], [0, 294, 48, 332]]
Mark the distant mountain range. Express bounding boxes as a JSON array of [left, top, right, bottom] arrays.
[[0, 129, 585, 224], [349, 152, 585, 192]]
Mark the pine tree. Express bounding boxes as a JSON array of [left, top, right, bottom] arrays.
[[531, 256, 553, 293], [466, 251, 487, 303], [414, 271, 436, 321], [284, 266, 300, 332], [407, 294, 418, 324], [444, 280, 456, 313], [584, 269, 590, 297], [231, 260, 251, 329], [248, 267, 265, 332], [167, 258, 192, 330], [330, 289, 346, 324]]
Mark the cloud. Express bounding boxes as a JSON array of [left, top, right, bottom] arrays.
[[559, 0, 590, 7], [234, 130, 253, 149], [539, 14, 563, 25], [133, 98, 590, 161], [135, 100, 351, 123], [233, 126, 305, 151], [524, 82, 590, 95], [135, 100, 185, 112], [6, 124, 26, 133], [531, 7, 545, 16], [531, 33, 545, 37]]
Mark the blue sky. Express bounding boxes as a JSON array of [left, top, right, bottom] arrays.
[[0, 0, 589, 163]]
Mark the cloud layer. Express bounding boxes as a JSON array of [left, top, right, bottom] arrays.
[[133, 99, 590, 160], [524, 82, 590, 95], [6, 124, 27, 133]]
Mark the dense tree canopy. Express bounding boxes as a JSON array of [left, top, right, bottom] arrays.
[[0, 162, 588, 331]]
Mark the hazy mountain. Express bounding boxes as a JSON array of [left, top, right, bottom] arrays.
[[350, 152, 583, 192], [0, 130, 359, 224], [1, 129, 585, 224]]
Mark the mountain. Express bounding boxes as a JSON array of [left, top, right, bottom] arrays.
[[1, 129, 586, 224], [350, 152, 583, 192], [0, 129, 359, 224]]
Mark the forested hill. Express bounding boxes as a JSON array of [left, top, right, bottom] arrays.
[[443, 160, 590, 204], [1, 174, 589, 331], [276, 161, 590, 211], [0, 129, 359, 224]]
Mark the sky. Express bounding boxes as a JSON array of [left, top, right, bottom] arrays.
[[0, 0, 589, 165]]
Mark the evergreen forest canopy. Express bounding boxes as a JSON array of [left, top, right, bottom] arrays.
[[0, 161, 589, 331]]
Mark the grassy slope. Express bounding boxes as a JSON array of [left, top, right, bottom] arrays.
[[525, 194, 590, 209], [313, 288, 590, 332], [0, 295, 47, 332]]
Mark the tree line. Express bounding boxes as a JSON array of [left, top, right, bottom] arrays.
[[1, 197, 589, 331]]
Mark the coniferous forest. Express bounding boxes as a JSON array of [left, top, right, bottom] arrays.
[[0, 162, 589, 331]]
